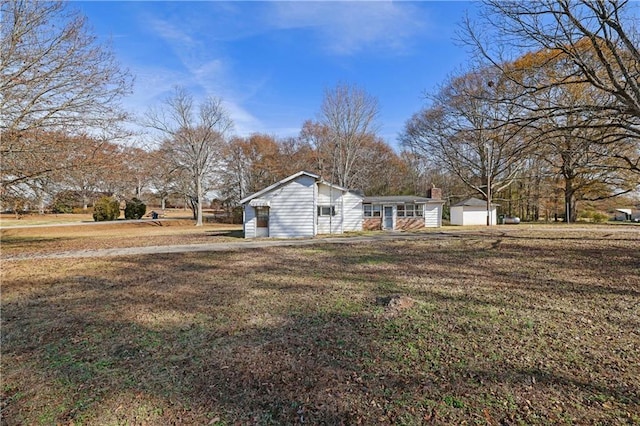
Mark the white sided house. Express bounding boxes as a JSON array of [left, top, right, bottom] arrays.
[[240, 171, 363, 238], [450, 197, 498, 226]]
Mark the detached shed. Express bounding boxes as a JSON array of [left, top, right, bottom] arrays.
[[240, 171, 363, 238], [450, 197, 498, 226]]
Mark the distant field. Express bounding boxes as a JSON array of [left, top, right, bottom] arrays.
[[0, 208, 217, 227], [0, 217, 242, 258], [1, 226, 639, 424]]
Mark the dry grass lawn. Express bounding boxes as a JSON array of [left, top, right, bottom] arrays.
[[1, 225, 639, 425], [1, 219, 242, 258]]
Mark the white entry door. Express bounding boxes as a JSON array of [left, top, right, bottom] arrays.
[[383, 206, 393, 230]]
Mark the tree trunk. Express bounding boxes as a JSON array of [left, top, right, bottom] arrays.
[[189, 197, 198, 220], [564, 178, 577, 223], [196, 177, 203, 226]]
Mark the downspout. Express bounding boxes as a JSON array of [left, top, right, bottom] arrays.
[[313, 181, 318, 236], [242, 205, 246, 238], [341, 190, 345, 233], [329, 182, 333, 235]]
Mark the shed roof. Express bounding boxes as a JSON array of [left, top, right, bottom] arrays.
[[452, 197, 500, 207], [363, 195, 443, 204]]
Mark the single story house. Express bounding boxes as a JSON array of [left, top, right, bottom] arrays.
[[362, 194, 444, 231], [240, 171, 363, 238], [450, 197, 498, 226]]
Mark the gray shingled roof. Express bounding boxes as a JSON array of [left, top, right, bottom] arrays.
[[362, 195, 441, 204], [451, 197, 499, 207]]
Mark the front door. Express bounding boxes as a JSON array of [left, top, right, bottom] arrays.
[[383, 206, 393, 230], [255, 206, 269, 237]]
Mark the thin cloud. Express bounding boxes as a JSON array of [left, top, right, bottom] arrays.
[[269, 1, 428, 55], [147, 17, 196, 47], [139, 12, 264, 136], [125, 2, 431, 140]]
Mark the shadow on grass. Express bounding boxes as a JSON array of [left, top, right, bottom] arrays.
[[205, 229, 244, 238], [2, 238, 639, 424]]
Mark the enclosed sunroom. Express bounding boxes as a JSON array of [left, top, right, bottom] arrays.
[[362, 195, 444, 230]]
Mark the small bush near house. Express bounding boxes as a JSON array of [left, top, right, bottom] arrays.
[[92, 196, 120, 221], [51, 201, 73, 214], [124, 198, 146, 220], [591, 212, 609, 223], [51, 194, 75, 214], [579, 210, 609, 223]]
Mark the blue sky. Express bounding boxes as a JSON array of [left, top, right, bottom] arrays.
[[76, 1, 478, 149]]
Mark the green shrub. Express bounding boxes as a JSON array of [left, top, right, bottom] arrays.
[[124, 198, 146, 220], [51, 192, 75, 214], [92, 197, 120, 221], [52, 201, 73, 214], [592, 212, 609, 223], [578, 210, 609, 223]]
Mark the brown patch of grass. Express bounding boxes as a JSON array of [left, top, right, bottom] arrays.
[[2, 227, 639, 424], [0, 221, 242, 257]]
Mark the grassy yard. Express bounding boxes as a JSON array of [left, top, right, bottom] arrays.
[[0, 219, 243, 258], [1, 226, 639, 424]]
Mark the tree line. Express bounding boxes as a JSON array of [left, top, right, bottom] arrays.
[[2, 0, 638, 225]]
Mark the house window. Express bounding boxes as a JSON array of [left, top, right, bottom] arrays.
[[256, 206, 269, 228], [318, 205, 336, 216], [397, 204, 423, 218], [363, 204, 381, 217]]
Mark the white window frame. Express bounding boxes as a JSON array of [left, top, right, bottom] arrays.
[[397, 204, 424, 218], [363, 204, 381, 217], [318, 205, 336, 217]]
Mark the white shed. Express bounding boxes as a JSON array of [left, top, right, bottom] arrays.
[[240, 171, 363, 238], [450, 197, 498, 226]]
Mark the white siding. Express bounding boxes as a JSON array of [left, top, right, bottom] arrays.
[[243, 205, 256, 238], [489, 208, 498, 226], [317, 183, 343, 234], [268, 175, 316, 238], [342, 191, 363, 232], [463, 208, 486, 225], [424, 203, 442, 227], [450, 206, 464, 225], [242, 172, 364, 238], [451, 206, 497, 225]]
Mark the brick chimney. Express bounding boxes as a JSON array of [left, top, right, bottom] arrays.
[[427, 186, 442, 200]]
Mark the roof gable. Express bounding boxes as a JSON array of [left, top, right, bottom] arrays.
[[316, 179, 359, 196], [452, 197, 499, 207], [240, 171, 320, 205]]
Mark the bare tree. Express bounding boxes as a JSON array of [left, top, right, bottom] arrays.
[[403, 67, 533, 224], [318, 83, 380, 188], [144, 87, 232, 226], [522, 62, 638, 221], [0, 0, 132, 200], [299, 120, 332, 178], [464, 0, 640, 172], [147, 146, 179, 210]]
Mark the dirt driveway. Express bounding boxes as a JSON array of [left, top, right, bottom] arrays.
[[3, 223, 637, 261], [2, 232, 448, 261]]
